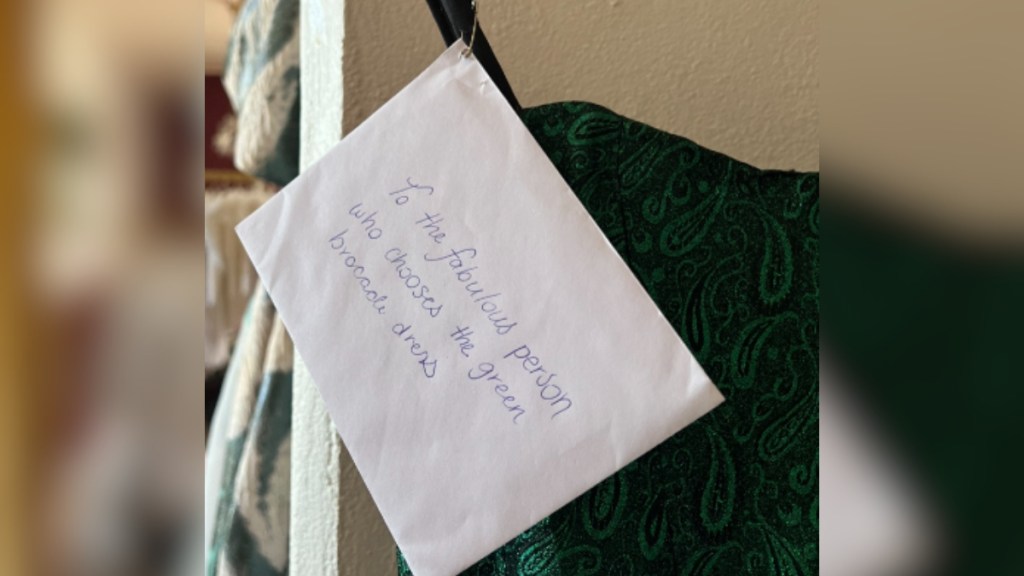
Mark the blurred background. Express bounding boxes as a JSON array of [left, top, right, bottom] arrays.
[[0, 0, 1020, 574], [1, 0, 201, 574]]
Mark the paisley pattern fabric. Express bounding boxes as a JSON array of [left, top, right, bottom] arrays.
[[398, 101, 818, 575], [206, 289, 294, 576]]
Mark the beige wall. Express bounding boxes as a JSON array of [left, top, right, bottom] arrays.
[[205, 0, 235, 73], [344, 0, 819, 171]]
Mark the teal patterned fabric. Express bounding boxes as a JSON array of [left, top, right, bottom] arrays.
[[206, 289, 294, 576], [399, 102, 819, 574], [222, 0, 300, 185]]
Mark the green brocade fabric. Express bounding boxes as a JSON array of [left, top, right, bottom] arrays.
[[398, 102, 819, 575]]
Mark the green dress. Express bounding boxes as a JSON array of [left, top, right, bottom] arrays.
[[400, 101, 819, 575]]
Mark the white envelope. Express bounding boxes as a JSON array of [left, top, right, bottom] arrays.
[[237, 41, 724, 576]]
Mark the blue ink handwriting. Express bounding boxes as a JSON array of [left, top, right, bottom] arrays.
[[467, 362, 526, 424], [423, 247, 518, 335], [385, 248, 444, 318], [329, 229, 388, 314], [389, 178, 434, 206], [348, 202, 383, 240], [449, 325, 475, 358], [416, 212, 446, 244], [392, 322, 438, 378], [504, 345, 572, 419]]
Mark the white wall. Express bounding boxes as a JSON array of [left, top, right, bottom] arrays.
[[295, 1, 399, 575]]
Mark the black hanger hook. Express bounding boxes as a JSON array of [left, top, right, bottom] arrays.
[[424, 0, 521, 113]]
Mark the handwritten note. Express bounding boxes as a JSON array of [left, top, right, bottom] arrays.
[[237, 41, 724, 576], [326, 180, 577, 426]]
